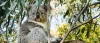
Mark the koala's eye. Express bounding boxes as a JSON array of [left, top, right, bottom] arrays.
[[32, 13, 35, 14], [41, 12, 43, 14]]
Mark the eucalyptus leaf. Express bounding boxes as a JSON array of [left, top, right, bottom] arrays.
[[8, 15, 10, 26], [94, 21, 97, 31], [36, 0, 43, 11], [82, 14, 85, 21], [44, 0, 48, 4], [63, 10, 69, 18], [81, 28, 85, 33], [86, 28, 90, 38], [0, 18, 4, 26], [8, 27, 12, 34], [70, 0, 74, 3], [21, 0, 25, 7], [60, 0, 63, 3], [68, 17, 72, 26], [78, 16, 81, 22], [0, 7, 6, 17], [77, 29, 80, 35], [0, 1, 7, 6], [11, 17, 15, 29], [97, 0, 100, 1]]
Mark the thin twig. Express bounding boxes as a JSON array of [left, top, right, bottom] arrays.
[[60, 0, 90, 43]]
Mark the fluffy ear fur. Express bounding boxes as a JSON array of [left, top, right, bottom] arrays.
[[41, 5, 47, 12], [40, 4, 51, 12], [26, 4, 32, 11]]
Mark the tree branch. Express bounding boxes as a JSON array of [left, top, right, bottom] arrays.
[[61, 13, 100, 43], [60, 0, 90, 43], [47, 0, 51, 43]]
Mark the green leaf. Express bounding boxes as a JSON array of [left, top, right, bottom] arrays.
[[8, 28, 12, 34], [77, 29, 80, 35], [94, 41, 97, 43], [87, 8, 89, 14], [36, 0, 43, 11], [63, 10, 69, 18], [0, 7, 6, 17], [70, 0, 74, 3], [0, 18, 4, 26], [97, 0, 100, 1], [44, 0, 48, 4], [0, 33, 1, 37], [95, 32, 98, 37], [21, 0, 25, 6], [68, 17, 72, 26], [21, 11, 25, 22], [94, 21, 97, 31], [8, 15, 11, 26], [60, 0, 63, 3], [78, 15, 81, 22], [11, 17, 15, 29], [0, 1, 7, 6], [98, 37, 100, 41], [82, 14, 85, 21], [81, 28, 85, 33], [86, 29, 90, 38]]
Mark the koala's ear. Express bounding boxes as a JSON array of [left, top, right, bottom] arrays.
[[40, 4, 51, 12], [25, 3, 32, 11], [28, 4, 32, 11]]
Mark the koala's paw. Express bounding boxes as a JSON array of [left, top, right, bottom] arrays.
[[50, 37, 62, 43]]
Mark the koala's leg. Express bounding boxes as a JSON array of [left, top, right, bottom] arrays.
[[26, 27, 48, 43]]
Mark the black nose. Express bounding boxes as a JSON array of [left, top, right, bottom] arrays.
[[36, 12, 40, 18]]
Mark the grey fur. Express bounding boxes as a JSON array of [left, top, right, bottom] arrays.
[[17, 4, 62, 43]]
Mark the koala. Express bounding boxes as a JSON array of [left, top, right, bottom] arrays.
[[17, 4, 62, 43]]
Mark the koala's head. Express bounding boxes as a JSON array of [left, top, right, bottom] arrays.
[[28, 4, 51, 23]]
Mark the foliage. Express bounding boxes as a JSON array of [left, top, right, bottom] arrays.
[[0, 0, 100, 43], [57, 23, 100, 43], [0, 0, 28, 42], [56, 0, 100, 43]]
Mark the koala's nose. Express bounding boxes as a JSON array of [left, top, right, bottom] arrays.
[[36, 12, 40, 18]]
